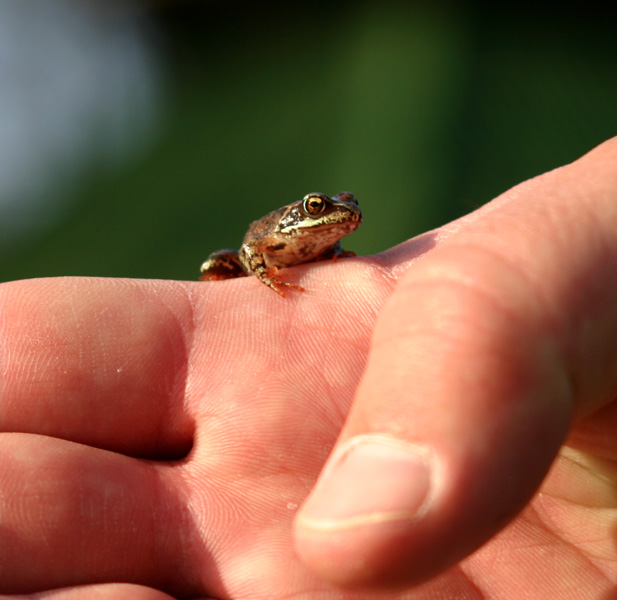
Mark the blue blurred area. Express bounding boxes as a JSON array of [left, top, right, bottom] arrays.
[[1, 1, 616, 283]]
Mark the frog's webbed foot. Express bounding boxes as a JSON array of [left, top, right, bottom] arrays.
[[199, 249, 246, 280], [260, 267, 305, 298]]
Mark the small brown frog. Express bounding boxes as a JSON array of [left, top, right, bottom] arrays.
[[199, 192, 362, 296]]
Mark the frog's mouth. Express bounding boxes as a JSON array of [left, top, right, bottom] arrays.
[[297, 220, 361, 234], [306, 212, 362, 227], [281, 211, 362, 236]]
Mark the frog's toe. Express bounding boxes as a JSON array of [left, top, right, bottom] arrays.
[[269, 281, 305, 297], [261, 268, 305, 297]]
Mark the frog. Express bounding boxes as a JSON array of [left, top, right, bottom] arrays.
[[199, 191, 362, 297]]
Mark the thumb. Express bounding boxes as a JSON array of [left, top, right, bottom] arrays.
[[293, 138, 617, 589]]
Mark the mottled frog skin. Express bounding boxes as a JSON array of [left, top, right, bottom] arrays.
[[200, 192, 362, 296]]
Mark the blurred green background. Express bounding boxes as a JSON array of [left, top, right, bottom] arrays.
[[1, 0, 615, 283]]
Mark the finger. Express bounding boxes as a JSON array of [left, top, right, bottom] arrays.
[[0, 433, 194, 596], [0, 278, 194, 457], [294, 138, 617, 587], [0, 583, 177, 600]]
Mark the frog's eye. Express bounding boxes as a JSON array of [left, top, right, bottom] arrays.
[[303, 195, 327, 216]]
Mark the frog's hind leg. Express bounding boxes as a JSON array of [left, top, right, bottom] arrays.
[[199, 249, 246, 280]]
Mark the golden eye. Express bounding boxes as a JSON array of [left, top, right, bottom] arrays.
[[303, 195, 327, 216]]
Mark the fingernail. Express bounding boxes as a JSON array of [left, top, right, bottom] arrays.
[[297, 435, 431, 530]]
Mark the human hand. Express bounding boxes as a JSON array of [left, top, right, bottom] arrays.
[[1, 139, 616, 598]]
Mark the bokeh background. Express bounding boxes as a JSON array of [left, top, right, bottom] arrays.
[[1, 0, 615, 283]]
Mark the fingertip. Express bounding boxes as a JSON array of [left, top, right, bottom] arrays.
[[293, 435, 433, 588], [294, 514, 421, 589], [296, 436, 432, 526]]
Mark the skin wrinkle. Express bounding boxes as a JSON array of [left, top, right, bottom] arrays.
[[539, 497, 617, 565], [558, 450, 617, 496], [153, 465, 206, 596], [435, 238, 562, 330], [150, 291, 195, 457], [463, 505, 611, 599], [372, 231, 439, 281], [368, 274, 553, 385], [455, 563, 492, 600], [127, 285, 192, 458], [533, 504, 614, 586]]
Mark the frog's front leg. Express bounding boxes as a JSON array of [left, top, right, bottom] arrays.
[[239, 239, 305, 297], [199, 249, 246, 280]]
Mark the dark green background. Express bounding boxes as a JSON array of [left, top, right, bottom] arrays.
[[3, 1, 615, 283]]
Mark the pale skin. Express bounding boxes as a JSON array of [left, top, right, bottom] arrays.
[[1, 139, 617, 599]]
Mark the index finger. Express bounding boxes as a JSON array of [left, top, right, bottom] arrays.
[[0, 277, 195, 457]]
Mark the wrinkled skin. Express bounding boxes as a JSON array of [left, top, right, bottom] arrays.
[[1, 139, 617, 599]]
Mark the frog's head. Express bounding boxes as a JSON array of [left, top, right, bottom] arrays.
[[278, 192, 363, 236]]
